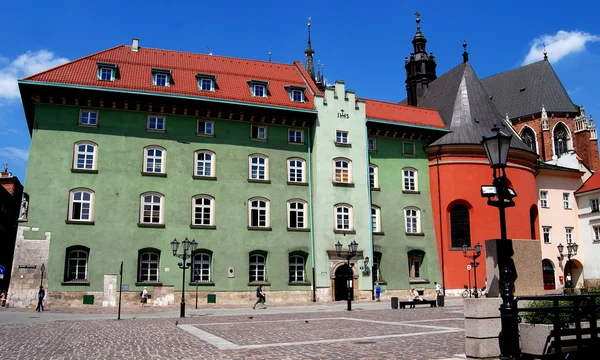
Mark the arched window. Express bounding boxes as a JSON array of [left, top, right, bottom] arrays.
[[249, 252, 266, 282], [553, 123, 570, 156], [371, 205, 381, 233], [450, 204, 471, 248], [529, 205, 538, 240], [68, 188, 94, 222], [138, 249, 160, 283], [192, 195, 214, 226], [408, 250, 425, 280], [520, 127, 537, 153], [249, 154, 269, 180], [369, 164, 379, 189], [64, 246, 89, 282], [334, 204, 353, 231], [140, 192, 164, 225], [73, 141, 98, 170], [287, 199, 307, 229], [402, 168, 418, 191], [289, 253, 306, 283], [143, 146, 166, 174], [288, 158, 306, 183], [542, 259, 556, 290], [333, 158, 352, 184], [404, 207, 420, 233], [192, 251, 212, 283], [373, 251, 382, 282], [194, 150, 215, 178], [249, 197, 270, 228]]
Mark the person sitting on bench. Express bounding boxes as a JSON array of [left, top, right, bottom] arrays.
[[409, 288, 422, 301]]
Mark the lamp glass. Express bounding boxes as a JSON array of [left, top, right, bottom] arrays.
[[475, 242, 482, 254], [182, 237, 190, 251], [482, 127, 512, 168], [572, 243, 579, 253], [171, 239, 179, 255], [557, 243, 564, 254], [462, 244, 468, 254], [190, 239, 198, 252], [335, 240, 343, 254], [481, 186, 497, 195], [349, 240, 358, 254], [364, 256, 369, 266]]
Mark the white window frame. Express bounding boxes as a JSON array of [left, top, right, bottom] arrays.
[[73, 141, 98, 170], [152, 73, 170, 87], [66, 249, 89, 281], [287, 158, 306, 183], [542, 226, 551, 244], [68, 188, 94, 222], [333, 158, 352, 184], [252, 84, 266, 97], [248, 197, 270, 228], [289, 254, 305, 282], [199, 78, 215, 91], [79, 110, 98, 125], [291, 89, 304, 102], [139, 251, 160, 282], [140, 192, 164, 225], [192, 195, 215, 226], [334, 204, 353, 231], [249, 253, 266, 282], [403, 168, 418, 191], [143, 146, 166, 174], [593, 225, 600, 243], [288, 129, 304, 144], [563, 193, 571, 209], [540, 191, 549, 208], [371, 206, 381, 233], [98, 67, 114, 81], [194, 150, 215, 178], [192, 252, 211, 282], [565, 227, 573, 244], [197, 120, 214, 136], [251, 125, 267, 140], [404, 207, 421, 233], [335, 130, 350, 144], [287, 200, 307, 229], [368, 138, 376, 151], [249, 154, 269, 180], [369, 164, 379, 189], [591, 198, 599, 212], [147, 115, 166, 131]]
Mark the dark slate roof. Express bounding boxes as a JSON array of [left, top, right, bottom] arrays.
[[537, 161, 582, 173], [418, 62, 533, 152], [480, 60, 579, 119]]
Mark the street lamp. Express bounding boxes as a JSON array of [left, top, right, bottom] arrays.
[[335, 240, 358, 311], [40, 263, 45, 288], [171, 237, 198, 318], [481, 125, 520, 360], [462, 243, 482, 298]]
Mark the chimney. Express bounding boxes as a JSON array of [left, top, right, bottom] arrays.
[[132, 38, 139, 52]]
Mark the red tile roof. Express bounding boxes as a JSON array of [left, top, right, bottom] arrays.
[[362, 99, 446, 129], [575, 173, 600, 194], [23, 45, 318, 111]]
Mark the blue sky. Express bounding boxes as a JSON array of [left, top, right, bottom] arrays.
[[1, 0, 599, 183]]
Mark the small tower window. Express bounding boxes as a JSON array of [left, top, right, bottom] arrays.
[[248, 80, 269, 98], [196, 73, 217, 92], [151, 68, 171, 87], [285, 85, 306, 103], [96, 62, 118, 81]]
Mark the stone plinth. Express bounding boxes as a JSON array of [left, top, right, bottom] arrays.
[[464, 297, 502, 359]]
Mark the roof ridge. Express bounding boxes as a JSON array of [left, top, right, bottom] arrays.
[[480, 59, 546, 81], [360, 98, 439, 113], [22, 45, 126, 81]]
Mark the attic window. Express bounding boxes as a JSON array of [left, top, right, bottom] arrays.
[[96, 62, 118, 81], [247, 80, 269, 98], [285, 85, 306, 102], [152, 68, 171, 87], [196, 73, 216, 92], [519, 87, 526, 92]]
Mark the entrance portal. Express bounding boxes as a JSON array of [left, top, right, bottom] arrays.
[[334, 264, 352, 301]]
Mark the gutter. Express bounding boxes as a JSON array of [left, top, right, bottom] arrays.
[[307, 126, 316, 302], [365, 127, 375, 300]]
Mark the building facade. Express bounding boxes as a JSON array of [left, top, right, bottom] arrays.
[[575, 173, 600, 288]]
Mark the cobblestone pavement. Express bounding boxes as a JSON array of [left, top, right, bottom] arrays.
[[0, 303, 467, 360]]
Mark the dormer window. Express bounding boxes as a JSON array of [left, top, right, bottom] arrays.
[[248, 80, 269, 98], [285, 86, 306, 102], [152, 68, 171, 87], [96, 62, 118, 81], [196, 73, 216, 92]]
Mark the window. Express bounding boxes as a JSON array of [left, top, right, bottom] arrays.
[[408, 250, 424, 280], [197, 120, 214, 136], [450, 204, 471, 248], [563, 193, 571, 209], [144, 146, 166, 174], [291, 89, 304, 102], [79, 110, 98, 125], [73, 141, 97, 170], [404, 207, 420, 233], [192, 195, 214, 226], [591, 198, 599, 212], [249, 253, 266, 282], [289, 129, 304, 144], [289, 254, 306, 282], [334, 204, 353, 231], [68, 189, 94, 222], [196, 74, 216, 91], [335, 130, 349, 144], [368, 138, 376, 151], [373, 252, 382, 282], [98, 67, 114, 81], [371, 206, 381, 233], [565, 227, 573, 244], [65, 246, 89, 282], [553, 122, 570, 156], [253, 84, 266, 97], [403, 142, 416, 155], [249, 154, 269, 180], [593, 226, 600, 243], [540, 191, 549, 208], [195, 151, 215, 178], [287, 200, 307, 229], [138, 250, 160, 282], [151, 69, 171, 87], [403, 168, 418, 191], [287, 158, 306, 183], [140, 193, 164, 225], [251, 125, 267, 140], [543, 226, 551, 244], [520, 127, 537, 153], [369, 165, 379, 189], [333, 158, 352, 184], [249, 197, 270, 228], [192, 252, 211, 283], [147, 115, 165, 131]]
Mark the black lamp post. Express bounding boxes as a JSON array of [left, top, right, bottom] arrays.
[[462, 243, 482, 298], [335, 240, 358, 311], [39, 263, 45, 288], [171, 237, 198, 318], [481, 125, 519, 360]]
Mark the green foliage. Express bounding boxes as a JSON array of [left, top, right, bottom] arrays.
[[519, 296, 600, 329]]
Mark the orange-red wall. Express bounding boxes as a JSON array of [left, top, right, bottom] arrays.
[[429, 153, 539, 291]]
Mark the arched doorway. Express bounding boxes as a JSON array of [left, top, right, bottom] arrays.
[[334, 264, 352, 301], [564, 259, 584, 289], [542, 259, 555, 290]]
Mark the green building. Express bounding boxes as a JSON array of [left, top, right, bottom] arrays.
[[7, 38, 446, 307]]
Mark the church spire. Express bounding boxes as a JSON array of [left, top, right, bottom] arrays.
[[304, 17, 315, 80], [405, 12, 437, 106], [462, 40, 469, 63]]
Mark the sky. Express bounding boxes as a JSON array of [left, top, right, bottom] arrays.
[[1, 0, 599, 184]]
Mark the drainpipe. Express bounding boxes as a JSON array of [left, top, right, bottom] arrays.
[[307, 124, 316, 302], [365, 126, 375, 300], [436, 146, 446, 294]]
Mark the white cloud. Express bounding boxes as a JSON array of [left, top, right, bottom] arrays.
[[0, 146, 30, 163], [0, 50, 69, 100], [522, 30, 600, 65]]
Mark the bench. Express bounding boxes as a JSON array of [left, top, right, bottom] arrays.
[[398, 299, 437, 308]]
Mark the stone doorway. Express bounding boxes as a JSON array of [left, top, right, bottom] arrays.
[[334, 264, 353, 301]]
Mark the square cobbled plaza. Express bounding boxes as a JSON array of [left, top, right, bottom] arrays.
[[0, 300, 467, 360]]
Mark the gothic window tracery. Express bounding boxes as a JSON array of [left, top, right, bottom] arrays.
[[553, 123, 570, 156], [520, 127, 537, 153]]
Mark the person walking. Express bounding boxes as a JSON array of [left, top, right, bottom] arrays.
[[141, 287, 148, 306], [35, 286, 45, 312], [375, 283, 382, 302], [252, 285, 266, 309], [435, 282, 442, 296], [0, 290, 6, 307], [566, 273, 573, 289]]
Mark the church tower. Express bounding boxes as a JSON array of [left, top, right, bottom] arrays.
[[405, 13, 437, 106], [304, 19, 315, 81]]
